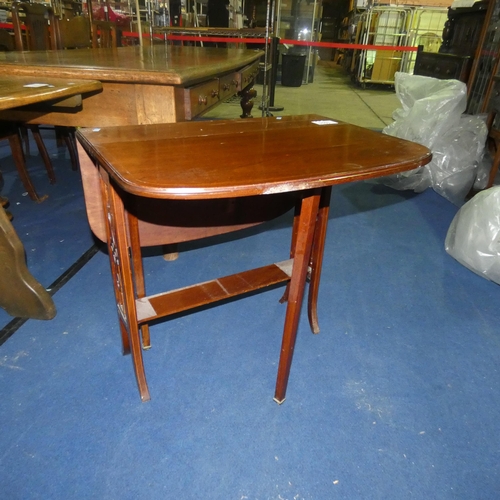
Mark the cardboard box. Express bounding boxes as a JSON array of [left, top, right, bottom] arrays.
[[370, 50, 402, 82], [349, 0, 368, 10]]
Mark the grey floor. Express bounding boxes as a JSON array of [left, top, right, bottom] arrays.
[[205, 61, 400, 129]]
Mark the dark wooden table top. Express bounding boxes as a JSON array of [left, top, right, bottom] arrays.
[[77, 114, 432, 200], [0, 45, 263, 86], [0, 76, 102, 110]]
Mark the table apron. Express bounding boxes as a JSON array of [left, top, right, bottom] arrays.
[[0, 82, 183, 127]]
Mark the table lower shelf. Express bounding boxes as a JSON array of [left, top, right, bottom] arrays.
[[135, 259, 294, 324]]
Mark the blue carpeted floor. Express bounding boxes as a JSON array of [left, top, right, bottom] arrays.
[[1, 132, 499, 499]]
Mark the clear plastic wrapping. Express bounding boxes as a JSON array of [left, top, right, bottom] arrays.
[[380, 72, 488, 205], [445, 186, 500, 284]]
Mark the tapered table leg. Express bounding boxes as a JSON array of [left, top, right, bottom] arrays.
[[274, 190, 321, 404], [101, 173, 151, 402], [127, 211, 151, 350], [307, 187, 332, 334], [29, 125, 56, 184], [279, 202, 301, 305], [7, 127, 48, 203]]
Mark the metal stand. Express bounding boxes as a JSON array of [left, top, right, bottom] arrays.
[[259, 1, 284, 115], [268, 36, 284, 112], [259, 36, 284, 113]]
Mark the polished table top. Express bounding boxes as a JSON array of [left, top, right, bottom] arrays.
[[0, 45, 263, 86], [77, 114, 432, 200], [0, 76, 102, 110]]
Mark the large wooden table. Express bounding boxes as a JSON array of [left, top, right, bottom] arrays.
[[0, 76, 102, 110], [76, 115, 432, 403], [0, 74, 102, 202], [0, 76, 102, 320], [0, 45, 262, 127]]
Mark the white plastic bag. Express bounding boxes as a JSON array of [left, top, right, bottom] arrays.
[[384, 73, 467, 148], [430, 114, 488, 205], [474, 149, 494, 191], [445, 186, 500, 284], [381, 73, 488, 205]]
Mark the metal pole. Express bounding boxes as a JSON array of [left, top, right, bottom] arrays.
[[259, 0, 283, 114], [268, 35, 283, 111], [135, 0, 144, 47]]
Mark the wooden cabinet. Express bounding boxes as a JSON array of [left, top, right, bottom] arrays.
[[0, 46, 263, 127], [184, 78, 220, 119], [413, 47, 471, 81], [183, 60, 259, 120], [440, 1, 487, 57], [413, 1, 488, 84]]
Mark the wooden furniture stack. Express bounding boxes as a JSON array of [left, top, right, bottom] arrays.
[[413, 0, 488, 84]]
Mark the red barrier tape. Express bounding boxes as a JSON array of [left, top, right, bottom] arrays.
[[280, 39, 418, 52], [124, 31, 418, 52], [0, 22, 18, 30], [147, 34, 419, 51], [0, 22, 418, 52]]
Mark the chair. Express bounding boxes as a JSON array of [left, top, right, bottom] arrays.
[[57, 16, 95, 171], [59, 17, 118, 51], [0, 4, 55, 201], [58, 17, 117, 171], [0, 28, 14, 52], [0, 122, 51, 202], [59, 16, 92, 50], [11, 2, 79, 190], [91, 20, 117, 49], [11, 2, 60, 51], [57, 17, 117, 175]]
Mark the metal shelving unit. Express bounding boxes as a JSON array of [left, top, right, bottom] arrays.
[[354, 6, 412, 87], [401, 7, 448, 75]]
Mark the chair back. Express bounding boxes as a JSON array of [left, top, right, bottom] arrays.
[[59, 16, 92, 49], [12, 2, 61, 51], [0, 28, 14, 51], [92, 20, 117, 48]]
